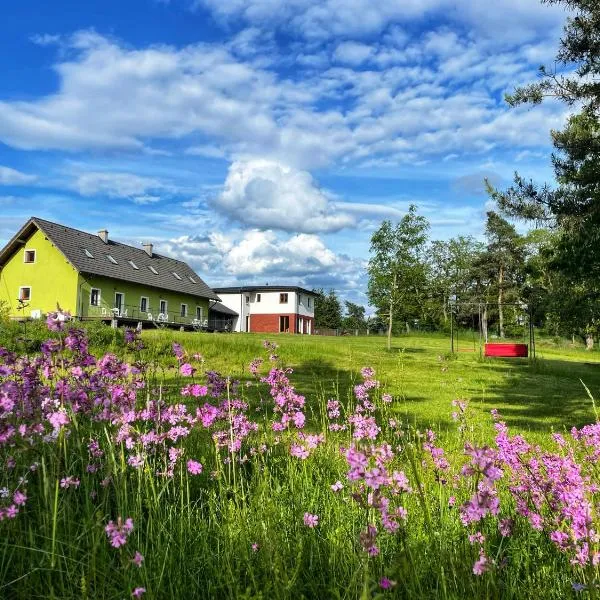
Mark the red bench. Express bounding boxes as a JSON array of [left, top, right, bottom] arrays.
[[484, 343, 528, 358]]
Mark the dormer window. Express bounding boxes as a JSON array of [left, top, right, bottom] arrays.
[[148, 266, 158, 274], [128, 260, 139, 270], [172, 272, 182, 280], [189, 275, 197, 284], [106, 255, 118, 265], [83, 248, 94, 258], [24, 250, 36, 263]]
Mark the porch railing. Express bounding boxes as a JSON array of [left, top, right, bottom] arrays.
[[86, 304, 207, 327]]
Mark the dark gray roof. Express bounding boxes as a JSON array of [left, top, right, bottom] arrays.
[[0, 217, 220, 301], [213, 285, 318, 296], [209, 302, 239, 316]]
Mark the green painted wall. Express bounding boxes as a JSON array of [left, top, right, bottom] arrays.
[[78, 274, 210, 323], [0, 228, 79, 318]]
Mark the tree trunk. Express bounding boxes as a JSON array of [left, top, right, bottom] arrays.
[[442, 293, 448, 323], [498, 265, 505, 338], [586, 334, 594, 351], [482, 305, 488, 343], [387, 272, 396, 351]]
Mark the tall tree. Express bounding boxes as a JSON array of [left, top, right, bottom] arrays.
[[313, 288, 343, 330], [343, 301, 367, 332], [483, 212, 526, 338], [368, 205, 429, 350], [489, 0, 600, 283]]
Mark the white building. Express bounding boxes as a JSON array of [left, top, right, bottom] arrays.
[[212, 286, 317, 334]]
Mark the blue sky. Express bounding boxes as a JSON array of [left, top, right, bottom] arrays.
[[0, 0, 568, 305]]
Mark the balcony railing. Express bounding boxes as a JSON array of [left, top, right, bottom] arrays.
[[87, 304, 207, 328]]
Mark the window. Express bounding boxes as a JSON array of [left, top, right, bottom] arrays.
[[19, 287, 31, 301], [128, 260, 139, 270], [256, 293, 261, 302], [196, 306, 203, 320], [180, 304, 188, 317], [24, 250, 36, 263], [83, 248, 94, 258], [245, 295, 250, 305], [90, 288, 101, 306], [172, 272, 182, 280], [159, 299, 167, 314], [189, 275, 197, 284], [140, 297, 148, 312], [106, 255, 118, 264], [307, 297, 311, 308], [279, 293, 288, 304], [148, 265, 159, 275]]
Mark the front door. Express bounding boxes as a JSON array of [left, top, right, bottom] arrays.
[[279, 315, 289, 333], [115, 293, 124, 314], [245, 315, 250, 332]]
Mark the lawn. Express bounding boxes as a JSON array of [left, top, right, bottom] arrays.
[[2, 324, 600, 599], [143, 329, 600, 443]]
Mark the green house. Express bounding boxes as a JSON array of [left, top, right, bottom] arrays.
[[0, 217, 221, 327]]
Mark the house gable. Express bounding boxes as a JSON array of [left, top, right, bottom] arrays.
[[0, 226, 79, 317]]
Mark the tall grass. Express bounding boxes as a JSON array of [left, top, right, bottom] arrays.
[[0, 322, 597, 598]]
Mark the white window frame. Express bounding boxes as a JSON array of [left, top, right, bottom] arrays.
[[279, 293, 288, 304], [307, 297, 311, 308], [245, 295, 250, 305], [90, 288, 101, 306], [196, 306, 203, 320], [18, 286, 31, 301], [140, 296, 149, 313], [256, 293, 261, 302], [23, 249, 36, 264], [159, 299, 168, 314], [180, 303, 188, 317]]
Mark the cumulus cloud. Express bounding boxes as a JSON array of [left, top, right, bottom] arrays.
[[160, 227, 360, 289], [214, 159, 355, 233], [0, 165, 38, 185], [73, 172, 167, 199], [333, 42, 373, 65]]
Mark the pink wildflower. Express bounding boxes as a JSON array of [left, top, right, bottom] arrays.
[[180, 363, 195, 377], [331, 481, 344, 492], [380, 578, 396, 590], [303, 513, 319, 528], [187, 460, 203, 475], [132, 588, 146, 598], [132, 551, 144, 567], [105, 516, 134, 548]]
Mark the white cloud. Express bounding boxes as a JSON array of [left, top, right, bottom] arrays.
[[0, 28, 568, 171], [162, 227, 357, 285], [195, 0, 566, 44], [73, 172, 166, 198], [333, 42, 373, 65], [0, 165, 37, 185], [214, 159, 355, 232]]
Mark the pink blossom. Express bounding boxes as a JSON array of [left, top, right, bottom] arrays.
[[180, 363, 195, 377], [303, 513, 319, 528], [187, 460, 203, 475], [132, 551, 144, 567], [331, 481, 344, 492], [132, 588, 146, 598]]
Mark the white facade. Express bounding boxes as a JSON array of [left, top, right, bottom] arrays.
[[214, 288, 316, 333]]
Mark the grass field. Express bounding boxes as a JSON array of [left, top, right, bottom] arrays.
[[142, 329, 600, 444], [2, 324, 600, 599]]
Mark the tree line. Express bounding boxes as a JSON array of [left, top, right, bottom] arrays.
[[317, 0, 600, 351]]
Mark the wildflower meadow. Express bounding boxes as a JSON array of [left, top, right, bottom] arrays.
[[1, 314, 600, 598]]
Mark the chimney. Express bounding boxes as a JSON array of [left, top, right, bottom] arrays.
[[98, 229, 109, 244], [142, 242, 153, 257]]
